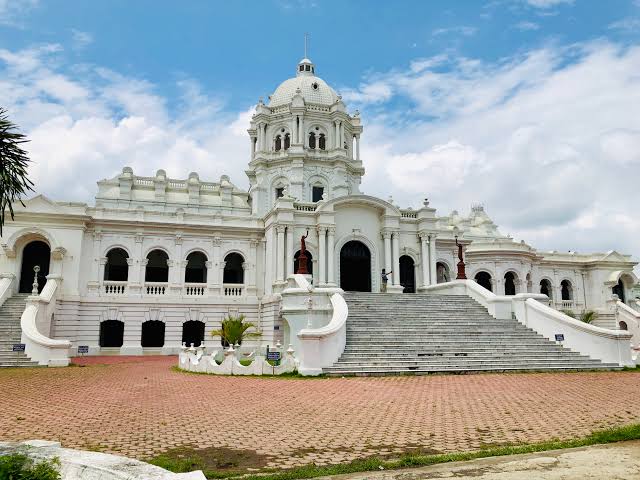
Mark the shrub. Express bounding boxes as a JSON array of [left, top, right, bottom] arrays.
[[560, 309, 576, 318], [0, 452, 61, 480], [580, 310, 598, 324], [210, 315, 261, 347]]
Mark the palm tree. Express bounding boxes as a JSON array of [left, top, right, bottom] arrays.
[[210, 314, 261, 347], [580, 310, 598, 324], [0, 108, 33, 235]]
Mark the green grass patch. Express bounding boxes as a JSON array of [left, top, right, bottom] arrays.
[[153, 423, 640, 480], [0, 452, 61, 480]]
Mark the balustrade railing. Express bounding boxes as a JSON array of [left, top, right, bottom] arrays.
[[294, 202, 317, 212], [184, 283, 206, 296], [560, 300, 575, 310], [400, 210, 418, 218], [224, 284, 244, 296], [145, 282, 168, 295], [104, 281, 127, 295]]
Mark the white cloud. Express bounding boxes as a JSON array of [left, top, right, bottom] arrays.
[[608, 17, 640, 33], [514, 21, 540, 31], [525, 0, 573, 8], [346, 41, 640, 259], [432, 26, 477, 37], [0, 44, 254, 202], [71, 30, 93, 50], [0, 0, 38, 25]]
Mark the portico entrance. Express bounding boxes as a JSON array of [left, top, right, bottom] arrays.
[[340, 240, 371, 292], [399, 255, 415, 293], [19, 240, 50, 293]]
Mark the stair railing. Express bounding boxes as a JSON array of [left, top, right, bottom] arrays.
[[0, 273, 15, 308], [21, 274, 71, 366], [281, 274, 347, 376], [616, 301, 640, 352]]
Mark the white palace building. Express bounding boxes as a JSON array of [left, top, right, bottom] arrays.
[[1, 56, 639, 373]]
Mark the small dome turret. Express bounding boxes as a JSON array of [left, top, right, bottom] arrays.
[[297, 57, 315, 76]]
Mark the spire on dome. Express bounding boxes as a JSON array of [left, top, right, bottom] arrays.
[[297, 33, 316, 76]]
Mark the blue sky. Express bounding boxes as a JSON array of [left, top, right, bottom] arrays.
[[1, 0, 640, 258]]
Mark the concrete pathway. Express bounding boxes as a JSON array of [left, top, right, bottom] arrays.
[[317, 441, 640, 479]]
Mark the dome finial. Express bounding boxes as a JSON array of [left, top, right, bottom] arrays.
[[304, 32, 308, 59]]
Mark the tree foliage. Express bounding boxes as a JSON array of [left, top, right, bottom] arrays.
[[0, 107, 34, 235]]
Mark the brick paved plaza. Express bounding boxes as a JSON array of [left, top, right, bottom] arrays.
[[1, 356, 639, 471]]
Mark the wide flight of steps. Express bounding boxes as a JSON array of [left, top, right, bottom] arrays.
[[0, 294, 40, 367], [324, 293, 619, 376]]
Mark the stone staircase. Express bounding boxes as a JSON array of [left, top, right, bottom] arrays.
[[0, 294, 40, 367], [324, 293, 620, 376]]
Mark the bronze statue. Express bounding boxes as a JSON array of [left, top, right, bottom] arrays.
[[455, 236, 467, 280], [297, 230, 310, 274]]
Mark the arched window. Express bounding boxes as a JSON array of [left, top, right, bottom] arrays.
[[284, 133, 290, 150], [104, 248, 129, 282], [475, 271, 492, 292], [612, 278, 626, 303], [309, 132, 316, 149], [141, 320, 165, 348], [504, 272, 517, 295], [561, 280, 573, 301], [540, 279, 552, 299], [145, 250, 169, 283], [182, 320, 205, 347], [312, 185, 324, 202], [436, 262, 449, 284], [19, 240, 50, 293], [619, 321, 628, 330], [318, 133, 326, 150], [185, 251, 207, 283], [275, 135, 282, 152], [99, 320, 124, 348], [223, 253, 244, 284]]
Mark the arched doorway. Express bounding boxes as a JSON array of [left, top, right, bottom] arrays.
[[340, 241, 371, 292], [612, 278, 626, 303], [561, 280, 573, 301], [99, 320, 124, 348], [185, 251, 207, 283], [475, 271, 492, 292], [504, 272, 517, 296], [104, 248, 129, 281], [19, 240, 51, 293], [141, 320, 165, 348], [399, 255, 415, 293], [436, 262, 450, 284], [182, 320, 205, 347], [145, 250, 169, 282], [223, 253, 245, 284], [540, 279, 552, 299], [294, 250, 313, 275]]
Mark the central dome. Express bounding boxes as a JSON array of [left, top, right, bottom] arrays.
[[268, 58, 339, 107]]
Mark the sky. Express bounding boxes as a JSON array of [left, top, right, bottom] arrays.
[[1, 0, 640, 262]]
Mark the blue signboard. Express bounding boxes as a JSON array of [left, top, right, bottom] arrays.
[[77, 345, 89, 354], [267, 351, 281, 362], [12, 343, 25, 352], [555, 334, 565, 342]]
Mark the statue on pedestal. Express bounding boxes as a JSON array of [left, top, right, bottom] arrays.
[[297, 230, 310, 274]]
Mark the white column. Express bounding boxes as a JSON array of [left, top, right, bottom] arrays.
[[286, 226, 294, 278], [91, 231, 102, 283], [135, 234, 145, 287], [383, 231, 392, 274], [420, 234, 430, 287], [250, 136, 255, 158], [300, 116, 306, 147], [339, 122, 344, 149], [317, 227, 327, 285], [276, 226, 285, 282], [334, 121, 340, 148], [392, 231, 401, 286], [429, 235, 437, 285], [212, 237, 222, 288], [355, 135, 360, 161], [327, 227, 336, 285]]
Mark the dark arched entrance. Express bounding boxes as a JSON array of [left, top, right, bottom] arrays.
[[182, 320, 205, 347], [141, 320, 165, 348], [99, 320, 124, 348], [19, 240, 51, 293], [475, 271, 492, 292], [340, 241, 371, 292], [504, 272, 516, 296], [399, 255, 415, 293], [613, 279, 625, 303]]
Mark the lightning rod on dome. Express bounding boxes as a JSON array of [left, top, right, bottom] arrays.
[[304, 32, 309, 58]]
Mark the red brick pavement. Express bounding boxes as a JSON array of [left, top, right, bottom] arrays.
[[1, 356, 639, 469]]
